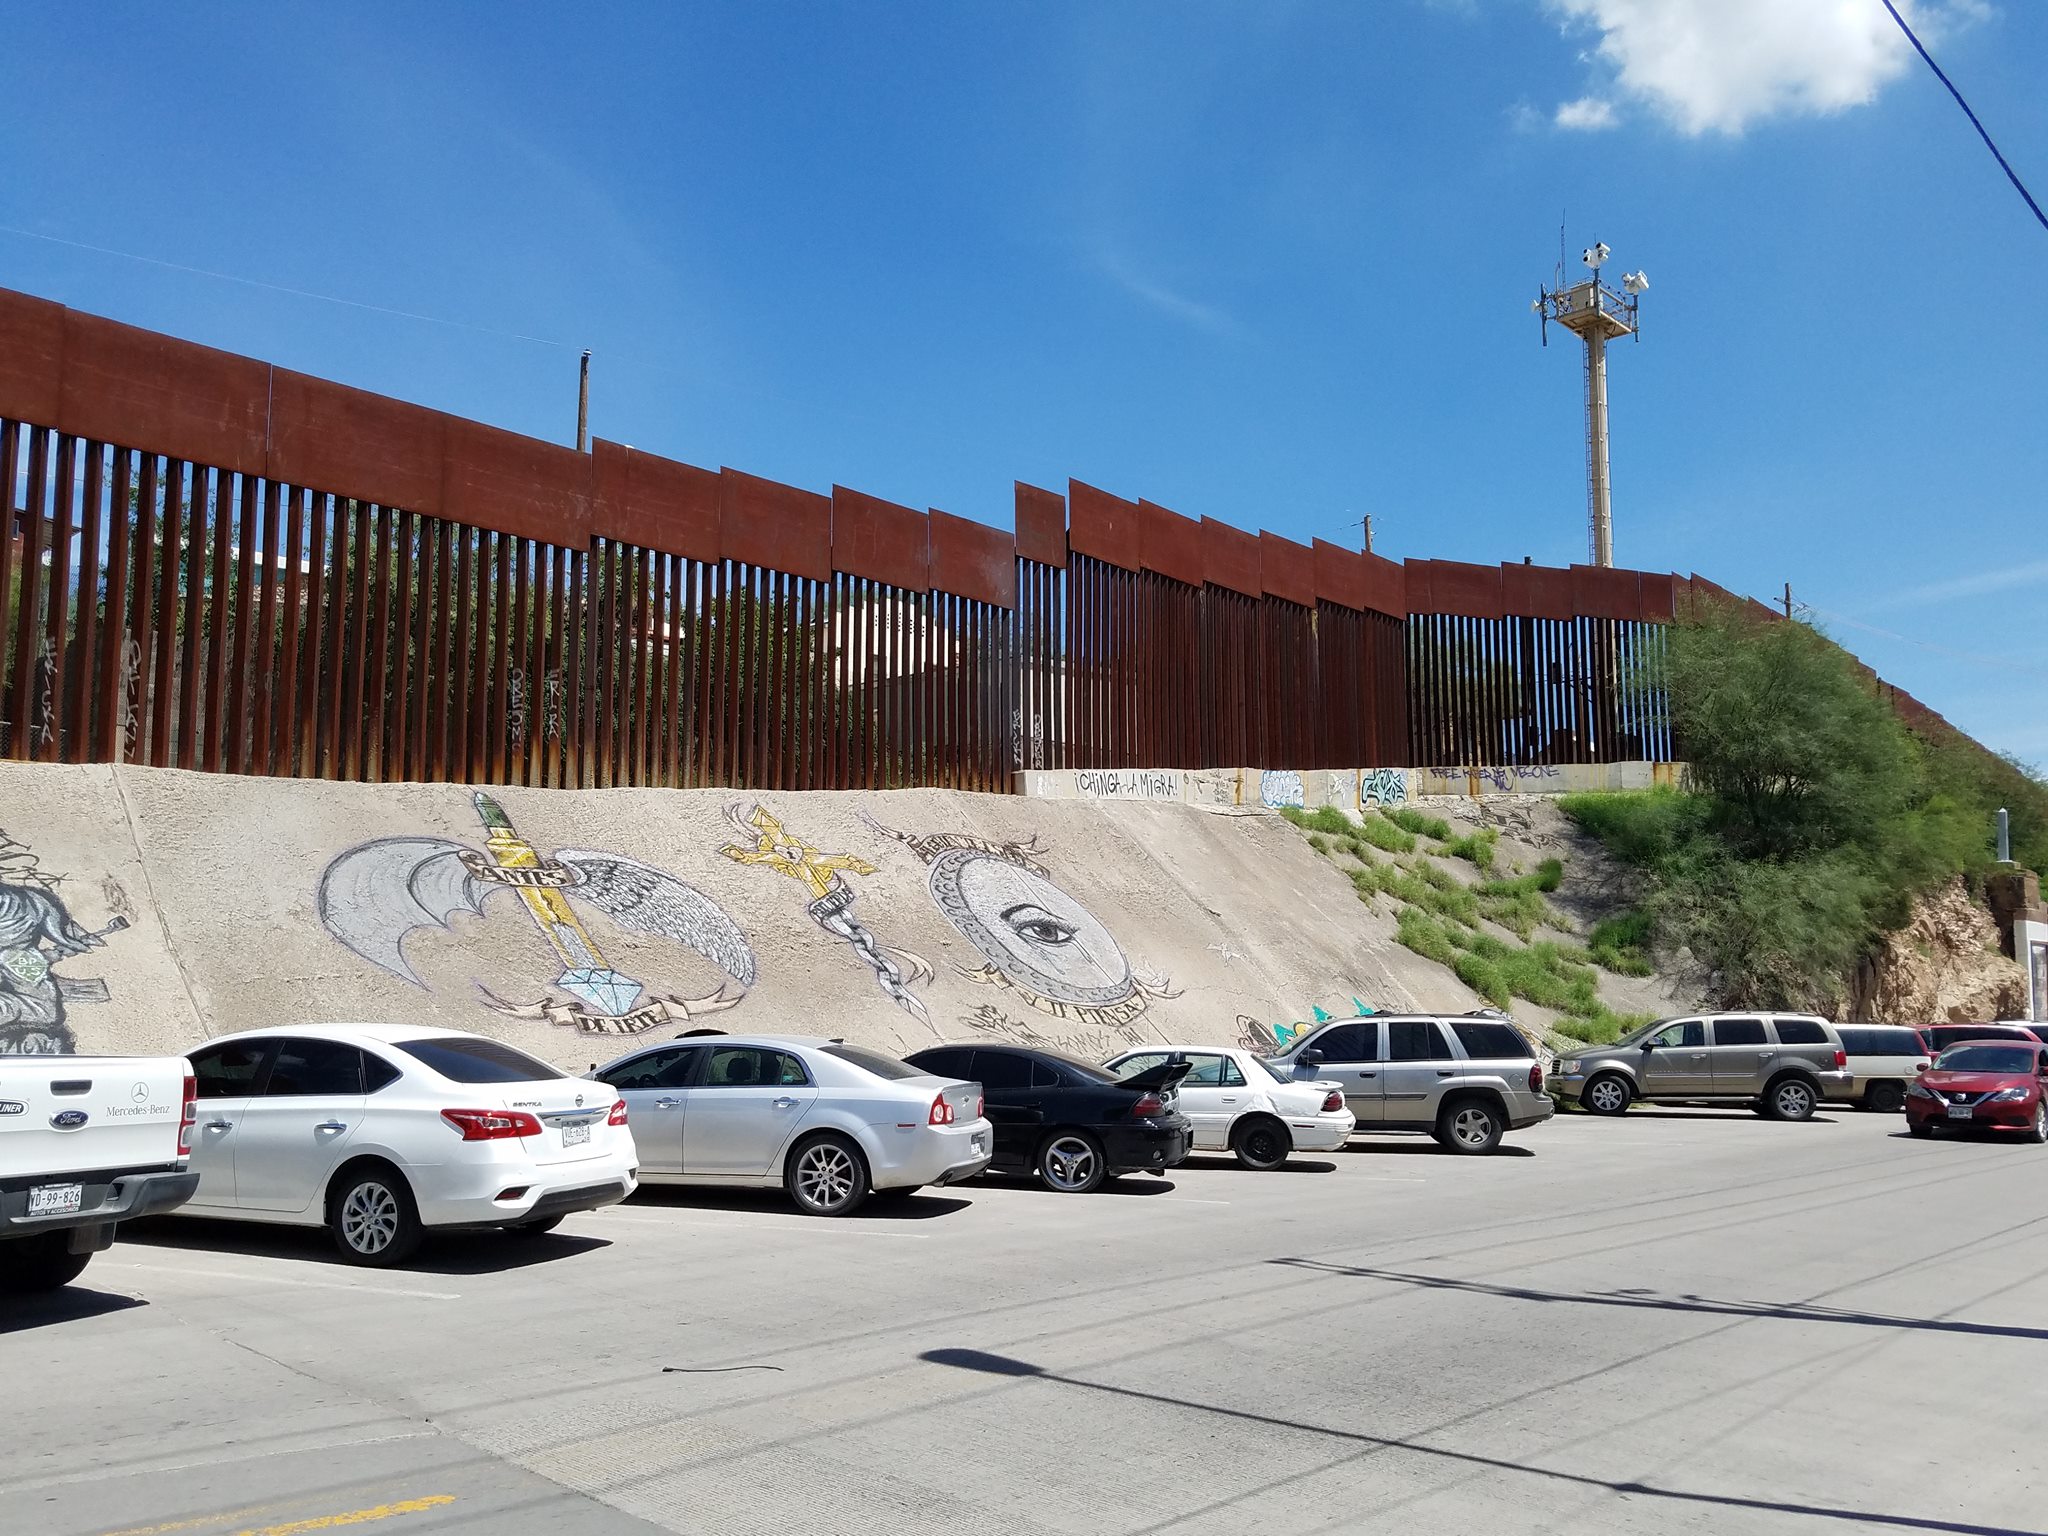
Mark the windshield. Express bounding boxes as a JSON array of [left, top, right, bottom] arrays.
[[1937, 1045, 2037, 1074]]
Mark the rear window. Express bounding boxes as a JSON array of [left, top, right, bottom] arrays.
[[1840, 1027, 1922, 1055], [1043, 1050, 1117, 1084], [1451, 1021, 1533, 1059], [821, 1044, 922, 1080], [1772, 1019, 1830, 1045], [394, 1036, 564, 1084]]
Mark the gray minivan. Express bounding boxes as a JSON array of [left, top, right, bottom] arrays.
[[1553, 1012, 1854, 1120]]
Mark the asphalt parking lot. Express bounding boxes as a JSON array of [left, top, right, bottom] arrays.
[[10, 1108, 2046, 1536]]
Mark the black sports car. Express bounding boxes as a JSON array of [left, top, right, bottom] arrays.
[[903, 1044, 1192, 1193]]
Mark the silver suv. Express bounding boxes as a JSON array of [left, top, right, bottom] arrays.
[[1553, 1013, 1854, 1121], [1267, 1012, 1555, 1155]]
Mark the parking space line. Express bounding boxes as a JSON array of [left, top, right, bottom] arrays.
[[98, 1261, 461, 1301]]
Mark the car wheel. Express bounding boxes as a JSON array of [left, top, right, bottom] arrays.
[[1865, 1081, 1906, 1114], [1037, 1131, 1107, 1193], [785, 1134, 870, 1216], [1436, 1097, 1505, 1155], [0, 1233, 93, 1294], [511, 1214, 564, 1234], [328, 1165, 424, 1267], [1582, 1074, 1632, 1117], [2029, 1104, 2048, 1145], [1907, 1120, 1934, 1137], [1766, 1077, 1818, 1122], [1231, 1116, 1292, 1171]]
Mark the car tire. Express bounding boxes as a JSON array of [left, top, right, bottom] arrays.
[[1865, 1081, 1906, 1114], [1582, 1074, 1632, 1117], [1231, 1116, 1292, 1171], [2028, 1104, 2048, 1145], [0, 1233, 93, 1294], [785, 1134, 870, 1217], [1764, 1076, 1818, 1122], [1907, 1119, 1934, 1138], [328, 1164, 425, 1268], [1037, 1131, 1108, 1193], [511, 1215, 564, 1234], [1435, 1096, 1506, 1155]]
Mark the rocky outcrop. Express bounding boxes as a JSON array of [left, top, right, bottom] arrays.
[[1853, 877, 2029, 1024]]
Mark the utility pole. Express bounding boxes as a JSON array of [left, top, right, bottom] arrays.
[[1363, 514, 1375, 555], [1535, 242, 1648, 568], [1782, 582, 1793, 619], [576, 349, 592, 452]]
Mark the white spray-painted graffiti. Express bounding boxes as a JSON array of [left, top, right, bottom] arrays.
[[0, 829, 128, 1055], [506, 668, 529, 747], [1259, 770, 1305, 809], [541, 671, 567, 742]]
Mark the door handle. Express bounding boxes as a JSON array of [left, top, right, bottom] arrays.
[[772, 1097, 798, 1109], [1436, 1070, 1455, 1077], [1357, 1071, 1377, 1079], [204, 1119, 233, 1131], [654, 1097, 679, 1109], [315, 1120, 348, 1132], [1219, 1097, 1237, 1105]]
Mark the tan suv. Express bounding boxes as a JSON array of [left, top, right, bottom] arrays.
[[1553, 1013, 1853, 1121]]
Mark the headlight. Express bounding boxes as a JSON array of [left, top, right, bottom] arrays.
[[1905, 1083, 1938, 1100], [1561, 1060, 1582, 1074], [1987, 1086, 2030, 1104]]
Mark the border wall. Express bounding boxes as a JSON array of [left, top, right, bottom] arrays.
[[0, 286, 1954, 793]]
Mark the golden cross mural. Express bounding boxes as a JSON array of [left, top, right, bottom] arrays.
[[720, 807, 876, 901]]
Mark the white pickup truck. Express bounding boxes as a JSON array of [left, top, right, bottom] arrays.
[[1, 1055, 200, 1293]]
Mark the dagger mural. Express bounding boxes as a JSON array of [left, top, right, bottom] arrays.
[[317, 793, 757, 1036]]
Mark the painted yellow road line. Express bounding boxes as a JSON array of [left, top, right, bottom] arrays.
[[230, 1497, 455, 1536], [94, 1505, 287, 1536]]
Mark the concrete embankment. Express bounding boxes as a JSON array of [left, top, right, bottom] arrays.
[[0, 763, 1479, 1066]]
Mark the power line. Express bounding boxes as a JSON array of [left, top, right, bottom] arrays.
[[1879, 0, 2048, 236], [0, 223, 573, 348]]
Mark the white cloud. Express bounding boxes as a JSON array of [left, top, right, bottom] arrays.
[[1886, 558, 2048, 609], [1545, 0, 1979, 136], [1090, 245, 1246, 338], [1553, 95, 1618, 130]]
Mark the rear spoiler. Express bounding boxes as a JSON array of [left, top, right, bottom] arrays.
[[1113, 1058, 1194, 1091]]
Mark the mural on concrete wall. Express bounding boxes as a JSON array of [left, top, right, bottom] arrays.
[[720, 804, 934, 1029], [318, 792, 755, 1037], [1259, 770, 1305, 809], [870, 817, 1177, 1036], [960, 1002, 1126, 1066], [1361, 768, 1408, 808], [0, 829, 128, 1055]]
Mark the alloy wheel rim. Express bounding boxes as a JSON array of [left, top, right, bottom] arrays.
[[1779, 1084, 1813, 1117], [1590, 1081, 1624, 1112], [341, 1183, 398, 1253], [797, 1145, 856, 1209], [1453, 1107, 1493, 1146], [1045, 1138, 1096, 1190]]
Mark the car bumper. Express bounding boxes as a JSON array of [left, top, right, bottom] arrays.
[[1510, 1092, 1557, 1130], [1284, 1110, 1356, 1149], [1, 1167, 198, 1247], [1816, 1070, 1857, 1102], [870, 1118, 996, 1190], [413, 1149, 640, 1228], [1904, 1098, 2039, 1132], [1101, 1120, 1192, 1174]]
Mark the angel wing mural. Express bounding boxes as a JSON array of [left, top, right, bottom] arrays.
[[317, 793, 755, 1037]]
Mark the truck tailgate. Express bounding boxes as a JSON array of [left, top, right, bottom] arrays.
[[0, 1058, 189, 1179]]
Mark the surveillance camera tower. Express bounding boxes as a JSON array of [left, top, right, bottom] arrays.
[[1534, 242, 1647, 568]]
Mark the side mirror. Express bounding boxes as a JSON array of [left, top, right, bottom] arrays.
[[1299, 1050, 1325, 1068], [1640, 1039, 1658, 1051]]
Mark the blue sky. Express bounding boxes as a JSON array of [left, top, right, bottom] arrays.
[[3, 1, 2043, 762]]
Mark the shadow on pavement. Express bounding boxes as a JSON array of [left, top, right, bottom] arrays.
[[626, 1186, 972, 1220], [919, 1346, 2046, 1536], [1266, 1257, 2048, 1343], [120, 1215, 612, 1273], [0, 1285, 148, 1334], [1339, 1140, 1536, 1158], [1174, 1154, 1338, 1175]]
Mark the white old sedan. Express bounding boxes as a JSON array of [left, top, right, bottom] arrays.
[[590, 1035, 992, 1216], [180, 1023, 638, 1266], [1104, 1045, 1355, 1169]]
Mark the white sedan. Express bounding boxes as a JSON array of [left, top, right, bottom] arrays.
[[179, 1023, 638, 1266], [1104, 1045, 1355, 1169], [589, 1035, 992, 1215]]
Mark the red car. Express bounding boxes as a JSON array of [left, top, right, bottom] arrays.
[[1904, 1041, 2048, 1141]]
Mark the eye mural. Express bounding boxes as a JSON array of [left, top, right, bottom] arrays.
[[869, 819, 1178, 1034], [318, 792, 756, 1036]]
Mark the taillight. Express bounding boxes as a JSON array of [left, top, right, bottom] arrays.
[[1322, 1090, 1345, 1113], [441, 1108, 543, 1141], [928, 1094, 955, 1126], [178, 1072, 197, 1157], [1529, 1062, 1545, 1094], [975, 1094, 984, 1119], [607, 1099, 629, 1126], [1834, 1050, 1847, 1069], [1131, 1092, 1165, 1117]]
